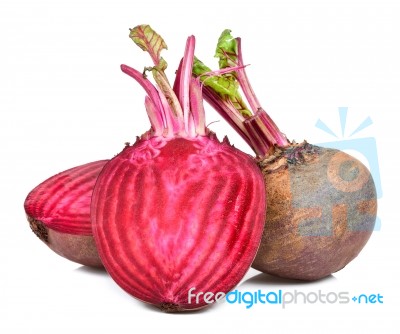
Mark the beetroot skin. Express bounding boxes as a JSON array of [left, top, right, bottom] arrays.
[[252, 144, 377, 280], [24, 160, 107, 267]]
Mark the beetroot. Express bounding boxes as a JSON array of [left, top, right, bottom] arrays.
[[194, 30, 377, 280], [24, 160, 107, 267], [90, 26, 266, 311], [253, 145, 376, 280]]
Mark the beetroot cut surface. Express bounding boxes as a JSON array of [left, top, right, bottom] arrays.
[[91, 26, 266, 311], [24, 160, 107, 266]]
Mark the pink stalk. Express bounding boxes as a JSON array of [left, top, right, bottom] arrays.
[[235, 38, 288, 148], [120, 64, 166, 133], [179, 36, 196, 133], [235, 38, 261, 112], [194, 31, 289, 157], [189, 78, 206, 136], [144, 96, 163, 136], [201, 85, 253, 147]]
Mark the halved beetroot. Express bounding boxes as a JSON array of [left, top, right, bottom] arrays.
[[24, 160, 107, 267], [90, 27, 266, 311]]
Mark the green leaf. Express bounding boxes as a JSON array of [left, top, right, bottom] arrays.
[[214, 29, 238, 69], [129, 24, 168, 67], [158, 57, 168, 71], [228, 94, 252, 117], [192, 57, 252, 117], [192, 57, 235, 96]]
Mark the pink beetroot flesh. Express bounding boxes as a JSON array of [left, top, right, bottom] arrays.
[[92, 136, 265, 310], [24, 160, 107, 235]]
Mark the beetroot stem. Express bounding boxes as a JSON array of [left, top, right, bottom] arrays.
[[120, 64, 165, 135], [144, 96, 163, 136], [189, 78, 206, 136], [126, 26, 207, 138], [243, 111, 278, 156], [235, 38, 261, 112], [201, 86, 253, 148], [194, 30, 290, 157], [179, 36, 196, 134], [235, 38, 289, 149]]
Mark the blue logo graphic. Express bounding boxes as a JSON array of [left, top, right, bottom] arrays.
[[315, 107, 382, 230]]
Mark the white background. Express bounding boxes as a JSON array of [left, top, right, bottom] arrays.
[[1, 0, 399, 333]]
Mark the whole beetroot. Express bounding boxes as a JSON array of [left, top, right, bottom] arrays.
[[194, 30, 377, 280], [253, 143, 376, 280]]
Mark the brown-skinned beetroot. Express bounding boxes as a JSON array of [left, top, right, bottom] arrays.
[[251, 143, 377, 280], [196, 30, 378, 281], [24, 160, 107, 267]]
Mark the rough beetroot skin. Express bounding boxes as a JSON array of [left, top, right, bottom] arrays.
[[252, 144, 377, 280], [24, 160, 107, 267]]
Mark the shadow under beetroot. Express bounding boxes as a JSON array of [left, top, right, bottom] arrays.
[[241, 272, 337, 288], [74, 265, 216, 314], [141, 302, 216, 315], [74, 264, 108, 276]]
